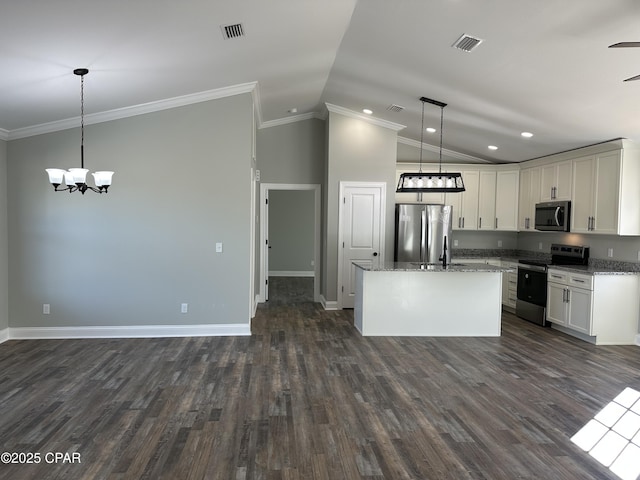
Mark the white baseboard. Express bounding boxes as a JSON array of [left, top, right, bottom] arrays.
[[635, 334, 640, 347], [320, 295, 339, 310], [268, 271, 314, 277], [8, 323, 251, 340], [0, 328, 9, 344]]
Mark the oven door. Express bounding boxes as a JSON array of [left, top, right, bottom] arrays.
[[517, 265, 547, 306]]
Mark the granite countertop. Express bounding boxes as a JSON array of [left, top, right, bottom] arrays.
[[353, 261, 514, 273], [546, 264, 640, 276], [452, 248, 640, 275]]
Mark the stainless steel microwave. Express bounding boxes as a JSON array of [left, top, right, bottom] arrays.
[[535, 201, 571, 231]]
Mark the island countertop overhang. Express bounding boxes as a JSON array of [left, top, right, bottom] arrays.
[[353, 261, 515, 273]]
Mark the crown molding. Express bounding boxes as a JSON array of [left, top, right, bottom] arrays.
[[7, 82, 258, 141], [325, 103, 406, 131], [0, 128, 8, 141], [397, 135, 490, 164], [259, 112, 324, 129]]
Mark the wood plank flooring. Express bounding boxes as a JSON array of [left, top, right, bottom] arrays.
[[1, 284, 639, 479]]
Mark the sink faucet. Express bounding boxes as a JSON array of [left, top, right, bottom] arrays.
[[440, 235, 448, 268]]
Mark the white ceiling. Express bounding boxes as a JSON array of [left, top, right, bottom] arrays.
[[2, 0, 640, 162]]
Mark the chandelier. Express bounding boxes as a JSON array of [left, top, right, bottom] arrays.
[[396, 96, 465, 193], [45, 68, 114, 194]]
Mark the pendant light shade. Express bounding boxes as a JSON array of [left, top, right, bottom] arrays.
[[396, 96, 465, 193], [45, 68, 114, 194]]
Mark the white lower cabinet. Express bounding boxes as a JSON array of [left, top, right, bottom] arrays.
[[501, 261, 518, 310], [547, 268, 639, 345]]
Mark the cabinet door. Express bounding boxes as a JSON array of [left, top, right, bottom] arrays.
[[567, 287, 592, 334], [571, 156, 595, 233], [450, 170, 479, 230], [518, 167, 540, 230], [478, 171, 496, 230], [546, 283, 568, 325], [496, 170, 519, 231], [540, 164, 557, 201], [555, 160, 573, 200], [540, 161, 572, 201], [592, 151, 620, 234]]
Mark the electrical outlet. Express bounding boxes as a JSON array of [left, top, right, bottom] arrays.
[[181, 303, 188, 313], [43, 304, 50, 315], [608, 248, 614, 258], [538, 242, 543, 250], [497, 240, 503, 247], [216, 242, 223, 253], [637, 250, 640, 261], [453, 239, 459, 247]]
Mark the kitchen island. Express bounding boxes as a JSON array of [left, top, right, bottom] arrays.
[[353, 262, 514, 336]]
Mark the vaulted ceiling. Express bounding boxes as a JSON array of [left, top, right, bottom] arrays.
[[2, 0, 639, 162]]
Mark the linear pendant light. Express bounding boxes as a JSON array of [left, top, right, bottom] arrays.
[[396, 96, 465, 193], [45, 68, 114, 194]]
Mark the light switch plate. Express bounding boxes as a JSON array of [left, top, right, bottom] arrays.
[[216, 242, 223, 253]]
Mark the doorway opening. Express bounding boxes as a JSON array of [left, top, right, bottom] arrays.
[[259, 183, 321, 304]]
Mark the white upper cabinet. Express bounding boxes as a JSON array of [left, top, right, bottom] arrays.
[[448, 170, 479, 230], [477, 171, 496, 230], [570, 149, 640, 235], [540, 160, 572, 201], [495, 170, 519, 231], [518, 167, 540, 231]]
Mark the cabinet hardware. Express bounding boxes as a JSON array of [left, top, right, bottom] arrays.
[[495, 218, 498, 229], [462, 217, 465, 228], [458, 217, 462, 228], [479, 217, 482, 228], [573, 279, 585, 283], [566, 289, 570, 302]]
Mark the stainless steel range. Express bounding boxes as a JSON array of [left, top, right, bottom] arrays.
[[515, 244, 589, 326]]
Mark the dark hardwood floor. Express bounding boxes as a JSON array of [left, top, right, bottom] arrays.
[[1, 280, 639, 479]]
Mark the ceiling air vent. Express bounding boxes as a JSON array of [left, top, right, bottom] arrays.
[[452, 34, 483, 52], [386, 104, 405, 113], [221, 23, 245, 40]]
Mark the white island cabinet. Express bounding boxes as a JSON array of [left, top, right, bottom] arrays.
[[353, 262, 513, 337]]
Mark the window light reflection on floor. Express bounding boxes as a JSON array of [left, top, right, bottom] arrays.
[[571, 387, 640, 480]]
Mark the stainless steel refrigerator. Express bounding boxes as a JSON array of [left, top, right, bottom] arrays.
[[394, 204, 453, 264]]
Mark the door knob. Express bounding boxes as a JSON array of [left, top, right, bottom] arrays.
[[373, 252, 378, 257]]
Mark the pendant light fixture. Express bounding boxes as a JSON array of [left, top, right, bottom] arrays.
[[396, 96, 465, 193], [45, 68, 114, 194]]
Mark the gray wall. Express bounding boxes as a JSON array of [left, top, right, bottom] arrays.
[[0, 139, 7, 332], [325, 111, 398, 303], [268, 190, 315, 273], [7, 94, 253, 328], [255, 118, 325, 295], [257, 118, 325, 184]]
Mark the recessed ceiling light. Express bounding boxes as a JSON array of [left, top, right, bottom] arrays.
[[426, 127, 436, 133], [362, 109, 373, 115], [488, 145, 498, 151], [521, 132, 534, 138]]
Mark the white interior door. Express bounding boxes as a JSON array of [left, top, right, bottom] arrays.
[[340, 183, 385, 308]]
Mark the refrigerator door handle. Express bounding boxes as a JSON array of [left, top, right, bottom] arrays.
[[420, 209, 427, 263]]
